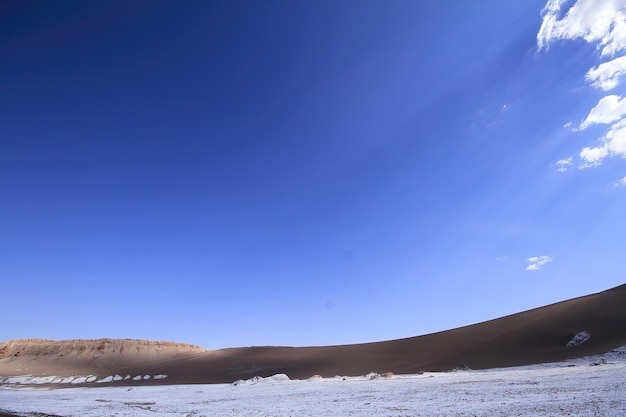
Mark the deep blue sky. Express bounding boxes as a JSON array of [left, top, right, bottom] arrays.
[[2, 0, 625, 348]]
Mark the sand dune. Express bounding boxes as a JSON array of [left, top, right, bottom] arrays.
[[1, 284, 625, 386]]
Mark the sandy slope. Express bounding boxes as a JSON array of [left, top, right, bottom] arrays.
[[1, 284, 625, 386]]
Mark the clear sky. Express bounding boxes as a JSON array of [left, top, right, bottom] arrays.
[[2, 0, 625, 349]]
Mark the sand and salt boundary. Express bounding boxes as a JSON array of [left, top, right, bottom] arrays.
[[1, 346, 625, 417]]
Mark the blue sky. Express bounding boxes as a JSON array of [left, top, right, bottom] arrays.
[[2, 0, 625, 349]]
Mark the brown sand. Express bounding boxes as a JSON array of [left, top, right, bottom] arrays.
[[1, 284, 625, 385]]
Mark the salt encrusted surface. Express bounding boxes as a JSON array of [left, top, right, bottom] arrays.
[[1, 347, 625, 417]]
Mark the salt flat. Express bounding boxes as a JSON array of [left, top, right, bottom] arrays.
[[2, 348, 625, 417]]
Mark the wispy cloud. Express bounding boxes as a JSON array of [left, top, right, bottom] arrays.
[[556, 157, 573, 172], [616, 176, 626, 187], [538, 0, 626, 57], [586, 56, 626, 91], [579, 95, 626, 130], [580, 118, 626, 168], [539, 0, 626, 169], [527, 255, 553, 271]]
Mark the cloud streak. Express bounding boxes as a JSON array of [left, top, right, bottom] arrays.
[[556, 157, 573, 172], [527, 256, 553, 271], [579, 95, 626, 130], [580, 119, 626, 167], [538, 0, 626, 57], [586, 56, 626, 90]]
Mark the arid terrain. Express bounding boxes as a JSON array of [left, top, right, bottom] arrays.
[[1, 284, 625, 387], [2, 343, 626, 416]]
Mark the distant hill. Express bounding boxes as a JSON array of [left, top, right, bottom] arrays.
[[2, 284, 625, 386]]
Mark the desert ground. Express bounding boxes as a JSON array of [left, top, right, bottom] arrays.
[[1, 346, 625, 416], [1, 284, 625, 416]]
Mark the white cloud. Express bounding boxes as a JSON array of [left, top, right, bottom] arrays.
[[538, 0, 626, 170], [586, 55, 626, 90], [537, 0, 570, 50], [615, 176, 626, 186], [556, 157, 573, 172], [579, 95, 626, 129], [579, 118, 626, 167], [527, 255, 553, 271], [538, 0, 626, 57], [579, 146, 610, 167]]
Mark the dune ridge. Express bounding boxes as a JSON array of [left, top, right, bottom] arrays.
[[1, 284, 625, 386]]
